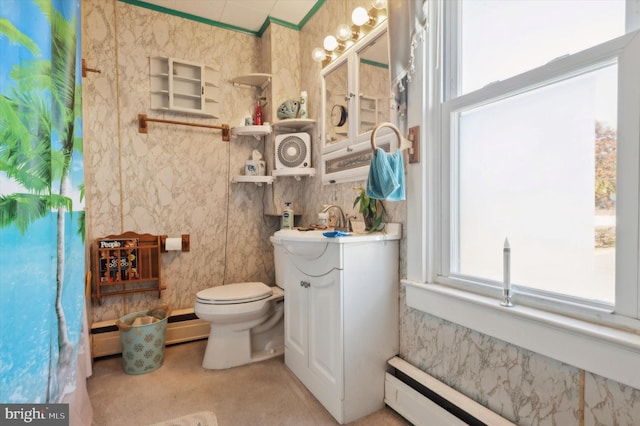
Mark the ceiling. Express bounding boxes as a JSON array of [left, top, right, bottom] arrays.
[[135, 0, 322, 34]]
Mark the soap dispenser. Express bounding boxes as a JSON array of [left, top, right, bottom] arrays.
[[282, 202, 294, 229]]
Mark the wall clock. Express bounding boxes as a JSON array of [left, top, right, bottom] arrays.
[[331, 104, 347, 127]]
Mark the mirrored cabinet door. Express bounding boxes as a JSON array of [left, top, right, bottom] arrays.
[[357, 31, 390, 134], [322, 60, 349, 151]]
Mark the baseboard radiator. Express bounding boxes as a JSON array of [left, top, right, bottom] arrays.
[[385, 357, 516, 426], [90, 308, 209, 358]]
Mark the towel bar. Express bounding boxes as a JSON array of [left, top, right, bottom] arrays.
[[370, 122, 412, 155]]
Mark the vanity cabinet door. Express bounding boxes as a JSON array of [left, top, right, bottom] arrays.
[[283, 251, 343, 415], [283, 258, 308, 365], [307, 268, 342, 399]]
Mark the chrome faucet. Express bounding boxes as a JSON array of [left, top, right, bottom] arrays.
[[321, 204, 352, 232]]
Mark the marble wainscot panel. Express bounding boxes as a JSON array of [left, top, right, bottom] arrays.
[[84, 0, 271, 321]]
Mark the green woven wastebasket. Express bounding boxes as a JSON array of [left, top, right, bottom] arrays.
[[116, 305, 171, 374]]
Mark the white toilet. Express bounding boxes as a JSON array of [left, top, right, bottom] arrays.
[[194, 281, 284, 369]]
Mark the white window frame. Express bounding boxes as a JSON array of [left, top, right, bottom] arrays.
[[403, 0, 640, 390]]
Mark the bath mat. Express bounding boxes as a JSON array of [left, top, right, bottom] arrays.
[[148, 411, 218, 426]]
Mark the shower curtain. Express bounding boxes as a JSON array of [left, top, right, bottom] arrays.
[[0, 0, 88, 415]]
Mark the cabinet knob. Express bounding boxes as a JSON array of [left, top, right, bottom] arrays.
[[300, 280, 310, 288]]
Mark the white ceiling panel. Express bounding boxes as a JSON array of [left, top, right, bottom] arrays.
[[270, 0, 318, 24], [139, 0, 320, 33], [221, 3, 271, 31], [173, 0, 226, 22]]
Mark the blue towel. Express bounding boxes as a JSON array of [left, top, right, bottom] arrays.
[[366, 148, 405, 201]]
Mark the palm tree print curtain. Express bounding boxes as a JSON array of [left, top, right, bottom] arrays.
[[0, 0, 84, 403]]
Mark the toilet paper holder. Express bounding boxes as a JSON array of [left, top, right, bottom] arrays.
[[160, 234, 190, 252]]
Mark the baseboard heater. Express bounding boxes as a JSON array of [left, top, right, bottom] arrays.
[[90, 308, 209, 358], [385, 357, 515, 426]]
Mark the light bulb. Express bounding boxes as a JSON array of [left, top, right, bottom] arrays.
[[371, 0, 387, 10], [323, 35, 339, 52], [312, 47, 327, 62], [337, 24, 354, 41], [352, 7, 370, 26]]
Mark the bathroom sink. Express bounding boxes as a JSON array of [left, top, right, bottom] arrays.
[[273, 223, 402, 244]]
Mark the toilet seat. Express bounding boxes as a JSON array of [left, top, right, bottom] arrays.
[[196, 282, 272, 305]]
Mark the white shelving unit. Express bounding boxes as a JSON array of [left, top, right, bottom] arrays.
[[150, 57, 220, 117], [229, 74, 315, 183]]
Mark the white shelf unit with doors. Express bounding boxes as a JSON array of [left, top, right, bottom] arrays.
[[150, 57, 220, 117]]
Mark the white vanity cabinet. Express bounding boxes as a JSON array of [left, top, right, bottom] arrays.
[[274, 228, 400, 424]]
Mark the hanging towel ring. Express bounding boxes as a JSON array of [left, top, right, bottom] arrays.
[[370, 122, 411, 155]]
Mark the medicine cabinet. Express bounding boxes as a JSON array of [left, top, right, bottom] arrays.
[[150, 57, 220, 117], [321, 23, 395, 184]]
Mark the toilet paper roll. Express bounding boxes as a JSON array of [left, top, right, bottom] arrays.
[[165, 237, 182, 251]]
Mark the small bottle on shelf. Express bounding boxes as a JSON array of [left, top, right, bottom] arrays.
[[254, 101, 263, 125]]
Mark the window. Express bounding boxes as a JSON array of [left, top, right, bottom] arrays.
[[403, 0, 640, 390], [457, 0, 625, 95], [441, 0, 636, 311]]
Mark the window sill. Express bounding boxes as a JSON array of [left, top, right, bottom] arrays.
[[402, 279, 640, 389]]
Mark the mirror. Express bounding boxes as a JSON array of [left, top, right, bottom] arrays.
[[323, 61, 349, 149], [358, 31, 390, 134], [321, 24, 393, 184]]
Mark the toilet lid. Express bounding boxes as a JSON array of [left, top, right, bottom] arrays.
[[196, 282, 273, 304]]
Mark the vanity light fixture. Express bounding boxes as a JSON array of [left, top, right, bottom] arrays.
[[351, 7, 374, 26], [312, 47, 329, 63], [323, 35, 341, 52], [312, 1, 387, 66], [371, 0, 387, 10], [337, 23, 359, 45]]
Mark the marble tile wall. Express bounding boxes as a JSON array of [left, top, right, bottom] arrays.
[[298, 2, 640, 425], [83, 0, 275, 321], [82, 0, 640, 424], [398, 286, 640, 424]]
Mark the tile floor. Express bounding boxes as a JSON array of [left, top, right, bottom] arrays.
[[87, 339, 411, 426]]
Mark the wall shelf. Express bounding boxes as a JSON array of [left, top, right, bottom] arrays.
[[272, 168, 316, 179], [231, 73, 272, 90], [230, 122, 271, 184], [231, 125, 272, 139], [232, 175, 274, 185], [273, 118, 316, 132]]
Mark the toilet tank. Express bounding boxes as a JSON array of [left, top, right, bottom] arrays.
[[270, 235, 285, 288]]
